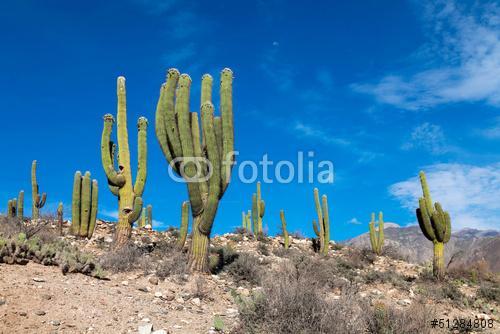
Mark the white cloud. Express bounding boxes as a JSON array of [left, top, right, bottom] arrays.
[[99, 209, 119, 220], [348, 217, 362, 225], [353, 1, 500, 110], [401, 122, 455, 154], [477, 116, 500, 139], [389, 163, 500, 231]]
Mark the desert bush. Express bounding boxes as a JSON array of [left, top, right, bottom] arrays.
[[366, 301, 434, 334], [226, 253, 263, 285], [383, 244, 409, 262], [165, 226, 180, 238], [289, 230, 305, 239], [477, 283, 500, 303], [448, 260, 496, 284], [154, 250, 188, 280], [363, 270, 412, 289], [100, 243, 144, 273], [257, 242, 269, 256]]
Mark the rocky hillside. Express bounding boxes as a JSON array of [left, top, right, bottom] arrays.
[[346, 225, 500, 272], [0, 218, 499, 333]]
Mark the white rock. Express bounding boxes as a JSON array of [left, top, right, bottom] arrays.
[[152, 331, 168, 334], [121, 281, 129, 286], [138, 323, 153, 334], [142, 318, 151, 323], [191, 298, 201, 307], [32, 277, 45, 282], [154, 292, 163, 298]]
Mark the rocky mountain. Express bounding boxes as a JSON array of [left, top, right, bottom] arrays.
[[345, 225, 500, 272]]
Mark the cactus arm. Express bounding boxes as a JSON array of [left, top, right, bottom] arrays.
[[177, 74, 204, 216], [220, 68, 234, 193], [242, 211, 246, 228], [163, 68, 183, 159], [133, 117, 148, 197], [443, 211, 451, 243], [433, 202, 447, 242], [378, 211, 384, 254], [7, 200, 13, 217], [199, 102, 221, 235], [214, 116, 223, 162], [369, 220, 377, 253], [321, 194, 330, 255], [88, 179, 98, 239], [79, 171, 92, 237], [37, 193, 47, 208], [71, 171, 82, 235], [313, 188, 324, 252], [419, 171, 434, 215], [17, 190, 24, 219], [312, 219, 320, 237], [417, 198, 436, 241], [101, 115, 126, 187], [178, 201, 189, 249], [252, 193, 258, 234], [155, 84, 175, 165], [127, 196, 143, 224], [191, 112, 208, 195], [201, 74, 213, 104], [146, 205, 152, 227], [260, 200, 265, 217]]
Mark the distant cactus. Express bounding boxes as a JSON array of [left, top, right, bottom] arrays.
[[155, 68, 235, 272], [101, 76, 147, 248], [369, 212, 384, 255], [312, 188, 330, 255], [57, 202, 64, 236], [71, 171, 99, 239], [6, 192, 24, 219], [177, 201, 190, 250], [242, 210, 252, 232], [31, 160, 47, 220], [17, 191, 24, 220], [139, 204, 153, 228], [280, 210, 290, 249], [7, 199, 15, 217], [416, 171, 451, 278], [252, 182, 265, 237]]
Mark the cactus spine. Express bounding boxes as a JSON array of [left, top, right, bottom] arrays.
[[155, 68, 235, 272], [71, 171, 99, 239], [280, 210, 290, 249], [177, 201, 190, 250], [101, 77, 148, 247], [312, 188, 330, 255], [31, 160, 47, 220], [252, 182, 265, 237], [416, 171, 451, 278], [57, 202, 64, 236], [369, 212, 384, 255]]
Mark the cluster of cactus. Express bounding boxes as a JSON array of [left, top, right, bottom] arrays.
[[139, 205, 153, 228], [101, 76, 148, 247], [252, 182, 265, 237], [71, 171, 99, 239], [6, 190, 24, 219], [280, 210, 290, 249], [312, 188, 330, 255], [369, 212, 384, 255], [177, 201, 189, 250], [0, 233, 104, 278], [31, 160, 47, 219], [241, 210, 252, 232], [416, 171, 451, 278], [155, 68, 234, 272]]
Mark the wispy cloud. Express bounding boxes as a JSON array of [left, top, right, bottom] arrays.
[[162, 43, 196, 65], [389, 163, 500, 231], [353, 0, 500, 110], [259, 45, 295, 92], [401, 122, 456, 155], [348, 217, 362, 225], [99, 208, 118, 220], [477, 116, 500, 139]]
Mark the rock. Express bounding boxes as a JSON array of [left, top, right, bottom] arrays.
[[148, 277, 159, 285], [173, 325, 182, 329], [50, 320, 60, 326], [152, 330, 167, 334], [191, 298, 201, 307], [35, 310, 46, 316], [397, 299, 412, 306], [32, 277, 45, 282], [163, 292, 175, 301], [175, 297, 185, 304], [476, 313, 491, 320], [142, 318, 151, 323], [104, 237, 113, 243], [154, 292, 163, 298], [121, 281, 129, 286], [138, 286, 151, 292], [138, 323, 153, 334], [226, 308, 238, 317], [0, 298, 5, 306], [19, 312, 27, 316], [41, 294, 52, 300]]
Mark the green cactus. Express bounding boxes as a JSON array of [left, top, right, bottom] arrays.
[[242, 210, 252, 232], [369, 212, 384, 255], [416, 171, 451, 278], [101, 76, 147, 247], [155, 68, 235, 272], [57, 202, 64, 236], [7, 199, 15, 217], [177, 201, 190, 250], [139, 204, 153, 228], [31, 160, 47, 220], [252, 182, 265, 237], [312, 188, 330, 255], [280, 210, 290, 249], [71, 171, 99, 239], [17, 191, 24, 220]]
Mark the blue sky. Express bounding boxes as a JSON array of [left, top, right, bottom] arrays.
[[1, 0, 499, 240]]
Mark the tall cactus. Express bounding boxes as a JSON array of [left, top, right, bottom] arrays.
[[177, 201, 190, 250], [280, 210, 290, 249], [155, 68, 235, 272], [101, 76, 147, 247], [7, 199, 15, 217], [369, 212, 384, 255], [31, 160, 47, 220], [17, 190, 24, 220], [312, 188, 330, 255], [139, 204, 153, 228], [416, 171, 451, 278], [242, 210, 252, 232], [71, 171, 99, 239], [252, 182, 265, 237], [57, 202, 64, 236]]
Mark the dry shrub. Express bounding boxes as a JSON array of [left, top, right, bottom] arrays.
[[99, 243, 144, 273], [154, 250, 188, 280], [448, 259, 496, 284], [226, 253, 263, 285], [366, 301, 434, 334], [383, 244, 409, 262], [477, 283, 499, 303]]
